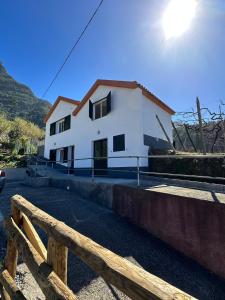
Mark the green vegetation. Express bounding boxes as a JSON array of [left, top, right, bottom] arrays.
[[0, 114, 44, 168], [0, 62, 49, 168], [0, 63, 51, 128]]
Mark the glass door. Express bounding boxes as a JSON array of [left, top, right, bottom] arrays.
[[93, 139, 107, 176]]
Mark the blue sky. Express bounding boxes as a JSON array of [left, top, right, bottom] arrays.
[[1, 0, 225, 113]]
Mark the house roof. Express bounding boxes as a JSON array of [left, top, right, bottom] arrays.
[[72, 79, 175, 116], [44, 96, 80, 123]]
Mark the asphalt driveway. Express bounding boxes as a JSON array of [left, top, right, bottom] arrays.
[[0, 181, 225, 299]]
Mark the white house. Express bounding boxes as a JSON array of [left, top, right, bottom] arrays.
[[44, 79, 175, 176]]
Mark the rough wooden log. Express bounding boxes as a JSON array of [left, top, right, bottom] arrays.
[[0, 284, 8, 300], [196, 97, 206, 155], [184, 124, 197, 152], [47, 236, 68, 284], [22, 213, 47, 260], [0, 269, 27, 300], [4, 217, 76, 300], [2, 204, 22, 300], [11, 195, 196, 300], [171, 121, 186, 151], [156, 114, 175, 151], [5, 204, 21, 278]]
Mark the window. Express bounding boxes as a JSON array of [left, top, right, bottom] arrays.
[[113, 134, 125, 152], [102, 99, 107, 116], [58, 119, 65, 133], [89, 91, 111, 120], [94, 102, 101, 119], [94, 99, 107, 120], [50, 115, 71, 135], [64, 115, 71, 130], [50, 122, 56, 136]]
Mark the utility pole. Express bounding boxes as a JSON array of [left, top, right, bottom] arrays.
[[196, 97, 206, 155]]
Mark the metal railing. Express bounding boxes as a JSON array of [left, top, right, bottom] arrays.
[[28, 155, 143, 186], [27, 154, 225, 187]]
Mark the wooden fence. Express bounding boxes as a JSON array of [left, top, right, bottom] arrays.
[[0, 194, 196, 300]]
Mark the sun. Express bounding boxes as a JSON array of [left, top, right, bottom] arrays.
[[162, 0, 197, 39]]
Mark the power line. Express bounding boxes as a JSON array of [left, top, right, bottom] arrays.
[[42, 0, 104, 98]]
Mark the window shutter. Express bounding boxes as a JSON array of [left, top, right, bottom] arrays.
[[63, 147, 68, 163], [89, 100, 93, 119], [49, 149, 56, 161], [50, 122, 56, 136], [106, 91, 111, 114], [64, 115, 71, 130], [113, 134, 125, 152]]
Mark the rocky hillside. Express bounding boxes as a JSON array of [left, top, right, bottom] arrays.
[[0, 63, 51, 127]]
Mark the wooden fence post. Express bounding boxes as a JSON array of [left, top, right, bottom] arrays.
[[47, 236, 68, 284], [171, 121, 186, 151], [196, 97, 206, 154], [0, 270, 26, 300], [156, 115, 175, 151], [184, 124, 197, 152], [2, 204, 21, 300], [5, 205, 21, 278], [219, 105, 225, 153]]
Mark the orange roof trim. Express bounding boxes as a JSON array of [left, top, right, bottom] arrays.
[[44, 96, 80, 123], [72, 79, 175, 116]]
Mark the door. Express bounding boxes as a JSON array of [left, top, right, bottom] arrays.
[[71, 146, 75, 168], [49, 149, 56, 162], [67, 146, 75, 168], [67, 145, 75, 174], [93, 139, 107, 175]]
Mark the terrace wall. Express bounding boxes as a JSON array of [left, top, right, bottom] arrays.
[[113, 185, 225, 280]]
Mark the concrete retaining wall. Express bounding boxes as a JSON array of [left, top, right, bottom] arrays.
[[4, 168, 27, 181], [113, 185, 225, 280], [50, 178, 113, 209], [23, 176, 49, 187]]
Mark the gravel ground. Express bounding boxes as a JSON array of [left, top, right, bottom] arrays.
[[15, 264, 45, 300], [1, 181, 225, 299]]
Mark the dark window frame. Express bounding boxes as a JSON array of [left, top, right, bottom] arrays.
[[50, 122, 56, 136], [93, 98, 107, 119], [50, 114, 71, 135], [113, 134, 125, 152], [89, 91, 111, 121]]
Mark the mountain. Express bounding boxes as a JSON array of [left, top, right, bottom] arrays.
[[0, 63, 51, 128]]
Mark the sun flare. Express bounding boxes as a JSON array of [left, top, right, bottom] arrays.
[[162, 0, 197, 39]]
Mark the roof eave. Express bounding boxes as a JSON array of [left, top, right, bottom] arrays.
[[44, 96, 79, 123]]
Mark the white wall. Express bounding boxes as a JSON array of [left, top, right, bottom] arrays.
[[44, 85, 173, 169], [139, 93, 173, 166], [72, 86, 143, 168], [44, 101, 78, 159]]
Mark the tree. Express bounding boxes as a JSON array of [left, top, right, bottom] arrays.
[[0, 114, 11, 144], [3, 117, 45, 154]]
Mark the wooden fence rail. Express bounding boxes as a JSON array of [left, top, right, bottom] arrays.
[[0, 194, 196, 300]]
